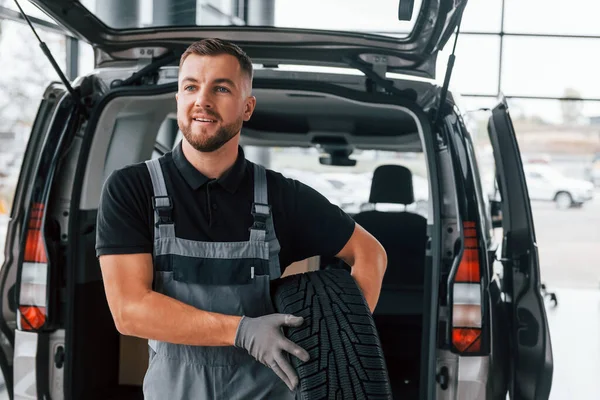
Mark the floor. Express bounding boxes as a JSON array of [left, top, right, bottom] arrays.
[[546, 288, 600, 400]]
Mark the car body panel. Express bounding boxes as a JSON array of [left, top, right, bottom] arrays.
[[457, 356, 489, 400], [29, 0, 467, 78], [13, 330, 38, 400]]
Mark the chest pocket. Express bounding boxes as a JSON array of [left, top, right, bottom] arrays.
[[172, 254, 270, 286]]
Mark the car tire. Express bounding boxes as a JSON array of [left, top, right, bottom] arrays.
[[272, 269, 392, 400], [555, 191, 573, 210]]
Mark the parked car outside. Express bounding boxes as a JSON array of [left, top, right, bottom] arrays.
[[524, 163, 595, 209]]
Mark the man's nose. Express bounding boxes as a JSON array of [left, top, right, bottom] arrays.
[[193, 88, 213, 108]]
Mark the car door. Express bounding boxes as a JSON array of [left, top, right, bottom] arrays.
[[487, 98, 553, 400]]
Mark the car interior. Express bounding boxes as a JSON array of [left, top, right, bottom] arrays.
[[353, 164, 428, 397], [68, 85, 430, 399]]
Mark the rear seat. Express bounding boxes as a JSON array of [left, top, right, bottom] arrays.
[[353, 164, 428, 311], [352, 164, 428, 393]]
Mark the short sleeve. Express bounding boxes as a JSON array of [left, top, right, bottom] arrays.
[[287, 179, 356, 262], [95, 166, 154, 257]]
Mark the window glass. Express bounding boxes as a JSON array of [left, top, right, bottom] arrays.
[[501, 37, 600, 99], [504, 0, 600, 35], [436, 34, 500, 96], [274, 0, 422, 37], [78, 40, 95, 76], [243, 146, 429, 218], [0, 0, 57, 24], [454, 95, 499, 116], [79, 0, 423, 39], [460, 0, 502, 33], [507, 98, 600, 127]]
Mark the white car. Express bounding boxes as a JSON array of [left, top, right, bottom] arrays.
[[524, 164, 595, 209]]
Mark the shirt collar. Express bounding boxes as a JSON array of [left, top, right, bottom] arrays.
[[172, 141, 247, 194]]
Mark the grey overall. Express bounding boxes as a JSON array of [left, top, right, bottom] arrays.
[[142, 158, 294, 400]]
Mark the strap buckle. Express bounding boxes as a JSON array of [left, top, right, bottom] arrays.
[[152, 195, 173, 225], [250, 202, 270, 231]]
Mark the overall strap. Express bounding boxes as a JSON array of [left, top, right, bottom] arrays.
[[249, 164, 269, 242], [250, 164, 282, 279], [145, 159, 175, 240]]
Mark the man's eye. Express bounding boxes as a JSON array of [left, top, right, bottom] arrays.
[[216, 86, 230, 93], [184, 85, 195, 92]]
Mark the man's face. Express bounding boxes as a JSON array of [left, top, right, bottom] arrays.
[[176, 53, 255, 153]]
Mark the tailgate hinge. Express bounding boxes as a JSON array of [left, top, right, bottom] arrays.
[[360, 54, 389, 93], [343, 55, 417, 100]]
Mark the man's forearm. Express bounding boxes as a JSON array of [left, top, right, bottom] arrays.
[[119, 290, 241, 346]]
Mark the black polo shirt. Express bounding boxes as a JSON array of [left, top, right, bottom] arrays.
[[96, 142, 356, 272]]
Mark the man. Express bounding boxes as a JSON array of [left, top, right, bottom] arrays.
[[97, 38, 387, 400]]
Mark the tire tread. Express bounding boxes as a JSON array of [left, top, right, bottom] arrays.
[[273, 269, 392, 400]]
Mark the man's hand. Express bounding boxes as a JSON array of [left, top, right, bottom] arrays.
[[235, 314, 310, 390]]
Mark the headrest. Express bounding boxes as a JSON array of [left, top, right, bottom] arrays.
[[369, 165, 414, 205]]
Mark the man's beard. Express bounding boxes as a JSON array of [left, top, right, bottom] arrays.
[[179, 116, 243, 153]]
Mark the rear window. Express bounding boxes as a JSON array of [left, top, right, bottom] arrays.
[[242, 145, 429, 217], [78, 0, 422, 39]]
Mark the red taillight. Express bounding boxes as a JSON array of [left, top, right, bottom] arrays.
[[451, 221, 484, 354], [19, 202, 49, 331], [455, 222, 480, 283], [24, 203, 47, 263], [452, 328, 482, 352], [455, 248, 480, 283], [19, 306, 46, 330], [24, 230, 48, 263]]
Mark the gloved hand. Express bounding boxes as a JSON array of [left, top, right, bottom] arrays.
[[235, 314, 310, 390]]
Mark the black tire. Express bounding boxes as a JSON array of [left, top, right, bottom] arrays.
[[272, 269, 392, 400], [554, 191, 573, 210]]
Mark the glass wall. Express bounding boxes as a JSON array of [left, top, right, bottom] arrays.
[[0, 17, 66, 217], [442, 0, 600, 292]]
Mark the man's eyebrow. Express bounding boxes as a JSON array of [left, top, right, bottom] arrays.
[[213, 78, 237, 87], [179, 77, 239, 88], [180, 76, 198, 84]]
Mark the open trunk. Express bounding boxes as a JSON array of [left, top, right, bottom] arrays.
[[55, 69, 439, 399]]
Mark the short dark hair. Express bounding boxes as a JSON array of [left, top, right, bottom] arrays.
[[179, 38, 253, 81]]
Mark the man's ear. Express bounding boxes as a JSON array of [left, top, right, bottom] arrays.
[[175, 92, 179, 102], [243, 96, 257, 121]]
